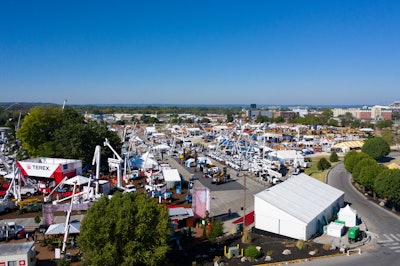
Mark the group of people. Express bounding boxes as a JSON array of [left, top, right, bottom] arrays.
[[25, 231, 37, 242]]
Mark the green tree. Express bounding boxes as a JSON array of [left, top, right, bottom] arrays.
[[254, 115, 265, 123], [327, 119, 339, 127], [78, 193, 171, 266], [374, 169, 400, 211], [207, 218, 224, 244], [339, 112, 354, 127], [352, 157, 377, 183], [361, 137, 390, 161], [376, 120, 393, 129], [343, 151, 369, 174], [16, 106, 63, 157], [359, 163, 385, 199], [380, 130, 394, 146], [317, 157, 331, 171], [322, 108, 333, 121], [329, 151, 339, 162]]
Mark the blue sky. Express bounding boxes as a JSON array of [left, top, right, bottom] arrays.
[[1, 0, 399, 106]]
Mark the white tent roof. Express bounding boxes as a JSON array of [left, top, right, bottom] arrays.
[[64, 175, 90, 185], [162, 169, 181, 182], [168, 207, 194, 221], [255, 173, 344, 224], [197, 157, 212, 164], [45, 222, 81, 235], [154, 144, 170, 151]]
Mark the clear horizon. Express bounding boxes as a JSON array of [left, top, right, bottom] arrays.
[[1, 1, 399, 106]]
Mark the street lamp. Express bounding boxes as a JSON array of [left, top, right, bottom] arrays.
[[243, 171, 246, 230]]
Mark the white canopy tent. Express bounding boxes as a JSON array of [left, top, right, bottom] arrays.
[[64, 175, 90, 186], [338, 204, 357, 227], [153, 144, 170, 151], [162, 169, 181, 189], [45, 222, 81, 235], [130, 153, 159, 170]]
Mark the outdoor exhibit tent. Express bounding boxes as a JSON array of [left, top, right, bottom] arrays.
[[254, 173, 345, 241], [64, 175, 90, 186], [162, 168, 181, 189], [338, 204, 357, 227], [45, 222, 81, 235]]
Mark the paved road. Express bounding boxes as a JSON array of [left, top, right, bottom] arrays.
[[303, 161, 400, 266], [166, 155, 267, 233]]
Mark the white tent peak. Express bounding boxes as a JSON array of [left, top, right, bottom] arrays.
[[64, 175, 90, 186]]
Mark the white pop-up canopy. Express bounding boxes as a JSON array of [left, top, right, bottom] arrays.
[[162, 169, 181, 189], [45, 222, 81, 235], [64, 175, 90, 186]]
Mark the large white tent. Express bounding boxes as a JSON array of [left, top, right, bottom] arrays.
[[254, 173, 344, 240]]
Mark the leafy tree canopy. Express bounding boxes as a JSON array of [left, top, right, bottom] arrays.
[[343, 151, 369, 174], [374, 168, 400, 206], [361, 136, 390, 161], [78, 193, 171, 266], [16, 106, 63, 157], [352, 157, 377, 182], [16, 106, 121, 168], [359, 163, 385, 190]]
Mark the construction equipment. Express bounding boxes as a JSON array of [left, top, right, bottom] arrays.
[[104, 138, 124, 188]]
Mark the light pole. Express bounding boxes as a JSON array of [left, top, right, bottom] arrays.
[[243, 171, 246, 231]]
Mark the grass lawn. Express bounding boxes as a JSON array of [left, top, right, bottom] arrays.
[[304, 155, 343, 183]]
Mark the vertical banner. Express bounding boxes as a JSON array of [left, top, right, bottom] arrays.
[[192, 188, 210, 219], [43, 204, 54, 226]]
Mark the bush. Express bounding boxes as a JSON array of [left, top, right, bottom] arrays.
[[330, 151, 338, 162], [317, 158, 331, 171], [245, 245, 261, 259], [296, 240, 307, 250], [208, 218, 223, 244]]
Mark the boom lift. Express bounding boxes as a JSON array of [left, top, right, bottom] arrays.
[[104, 138, 124, 188], [61, 181, 77, 257]]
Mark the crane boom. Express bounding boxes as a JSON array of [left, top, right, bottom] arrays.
[[103, 138, 124, 188]]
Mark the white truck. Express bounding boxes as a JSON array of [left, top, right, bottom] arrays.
[[16, 185, 38, 197]]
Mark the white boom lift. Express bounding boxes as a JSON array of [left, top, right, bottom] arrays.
[[104, 138, 124, 188], [61, 180, 77, 257]]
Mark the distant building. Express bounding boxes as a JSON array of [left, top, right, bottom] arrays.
[[333, 106, 392, 121]]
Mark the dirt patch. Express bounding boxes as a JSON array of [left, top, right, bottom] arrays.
[[167, 228, 340, 266]]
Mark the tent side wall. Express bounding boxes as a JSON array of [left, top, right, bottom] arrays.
[[306, 193, 345, 240], [254, 196, 307, 240]]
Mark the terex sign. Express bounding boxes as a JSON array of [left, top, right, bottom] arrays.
[[16, 157, 82, 185], [22, 163, 57, 177]]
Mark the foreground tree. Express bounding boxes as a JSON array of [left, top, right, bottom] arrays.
[[362, 136, 390, 161], [78, 193, 171, 266], [374, 169, 400, 211]]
